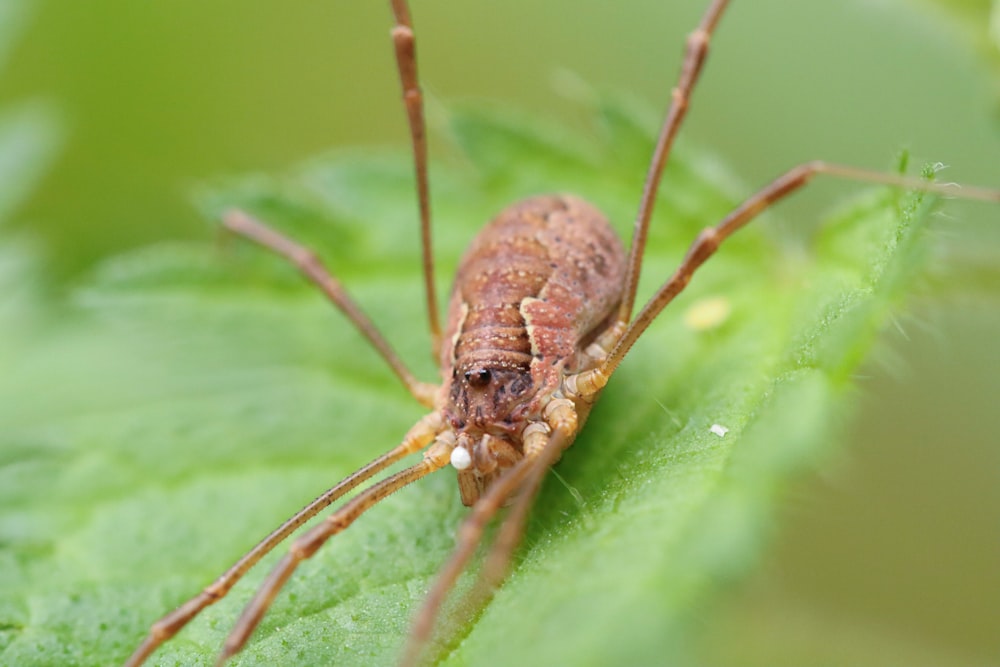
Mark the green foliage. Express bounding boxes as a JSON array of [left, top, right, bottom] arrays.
[[0, 96, 939, 667]]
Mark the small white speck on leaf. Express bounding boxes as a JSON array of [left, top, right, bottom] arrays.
[[710, 423, 729, 438]]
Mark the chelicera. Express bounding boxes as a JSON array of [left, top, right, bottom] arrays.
[[124, 1, 999, 665]]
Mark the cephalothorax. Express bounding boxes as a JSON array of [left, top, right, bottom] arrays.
[[124, 1, 999, 666]]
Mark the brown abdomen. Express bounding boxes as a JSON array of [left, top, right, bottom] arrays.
[[441, 195, 626, 384]]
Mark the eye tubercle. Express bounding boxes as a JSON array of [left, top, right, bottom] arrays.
[[464, 368, 491, 388]]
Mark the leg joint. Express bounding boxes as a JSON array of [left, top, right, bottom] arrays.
[[543, 397, 577, 434], [686, 28, 710, 54]]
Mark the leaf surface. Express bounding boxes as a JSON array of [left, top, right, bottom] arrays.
[[1, 100, 939, 667]]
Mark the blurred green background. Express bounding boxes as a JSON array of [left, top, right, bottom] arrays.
[[1, 0, 998, 664]]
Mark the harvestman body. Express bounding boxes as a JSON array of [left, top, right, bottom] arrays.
[[125, 1, 999, 665]]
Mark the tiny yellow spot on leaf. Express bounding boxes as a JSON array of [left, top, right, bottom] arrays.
[[683, 296, 731, 332]]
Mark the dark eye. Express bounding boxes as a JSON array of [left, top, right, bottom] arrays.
[[464, 368, 491, 387]]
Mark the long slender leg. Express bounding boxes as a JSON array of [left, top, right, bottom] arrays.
[[400, 400, 578, 667], [439, 434, 554, 642], [397, 458, 537, 667], [223, 209, 437, 407], [569, 161, 1000, 397], [619, 0, 731, 324], [478, 402, 580, 592], [480, 454, 549, 590], [399, 449, 550, 667], [123, 413, 445, 667], [389, 0, 440, 354], [215, 435, 456, 666]]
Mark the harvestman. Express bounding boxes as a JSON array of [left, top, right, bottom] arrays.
[[124, 1, 999, 665]]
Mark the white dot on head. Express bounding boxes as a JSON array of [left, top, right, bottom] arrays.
[[450, 446, 472, 470]]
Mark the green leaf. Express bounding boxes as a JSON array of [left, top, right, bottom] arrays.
[[1, 100, 943, 667]]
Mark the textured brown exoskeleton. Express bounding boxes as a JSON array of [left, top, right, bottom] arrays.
[[124, 1, 1000, 665]]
